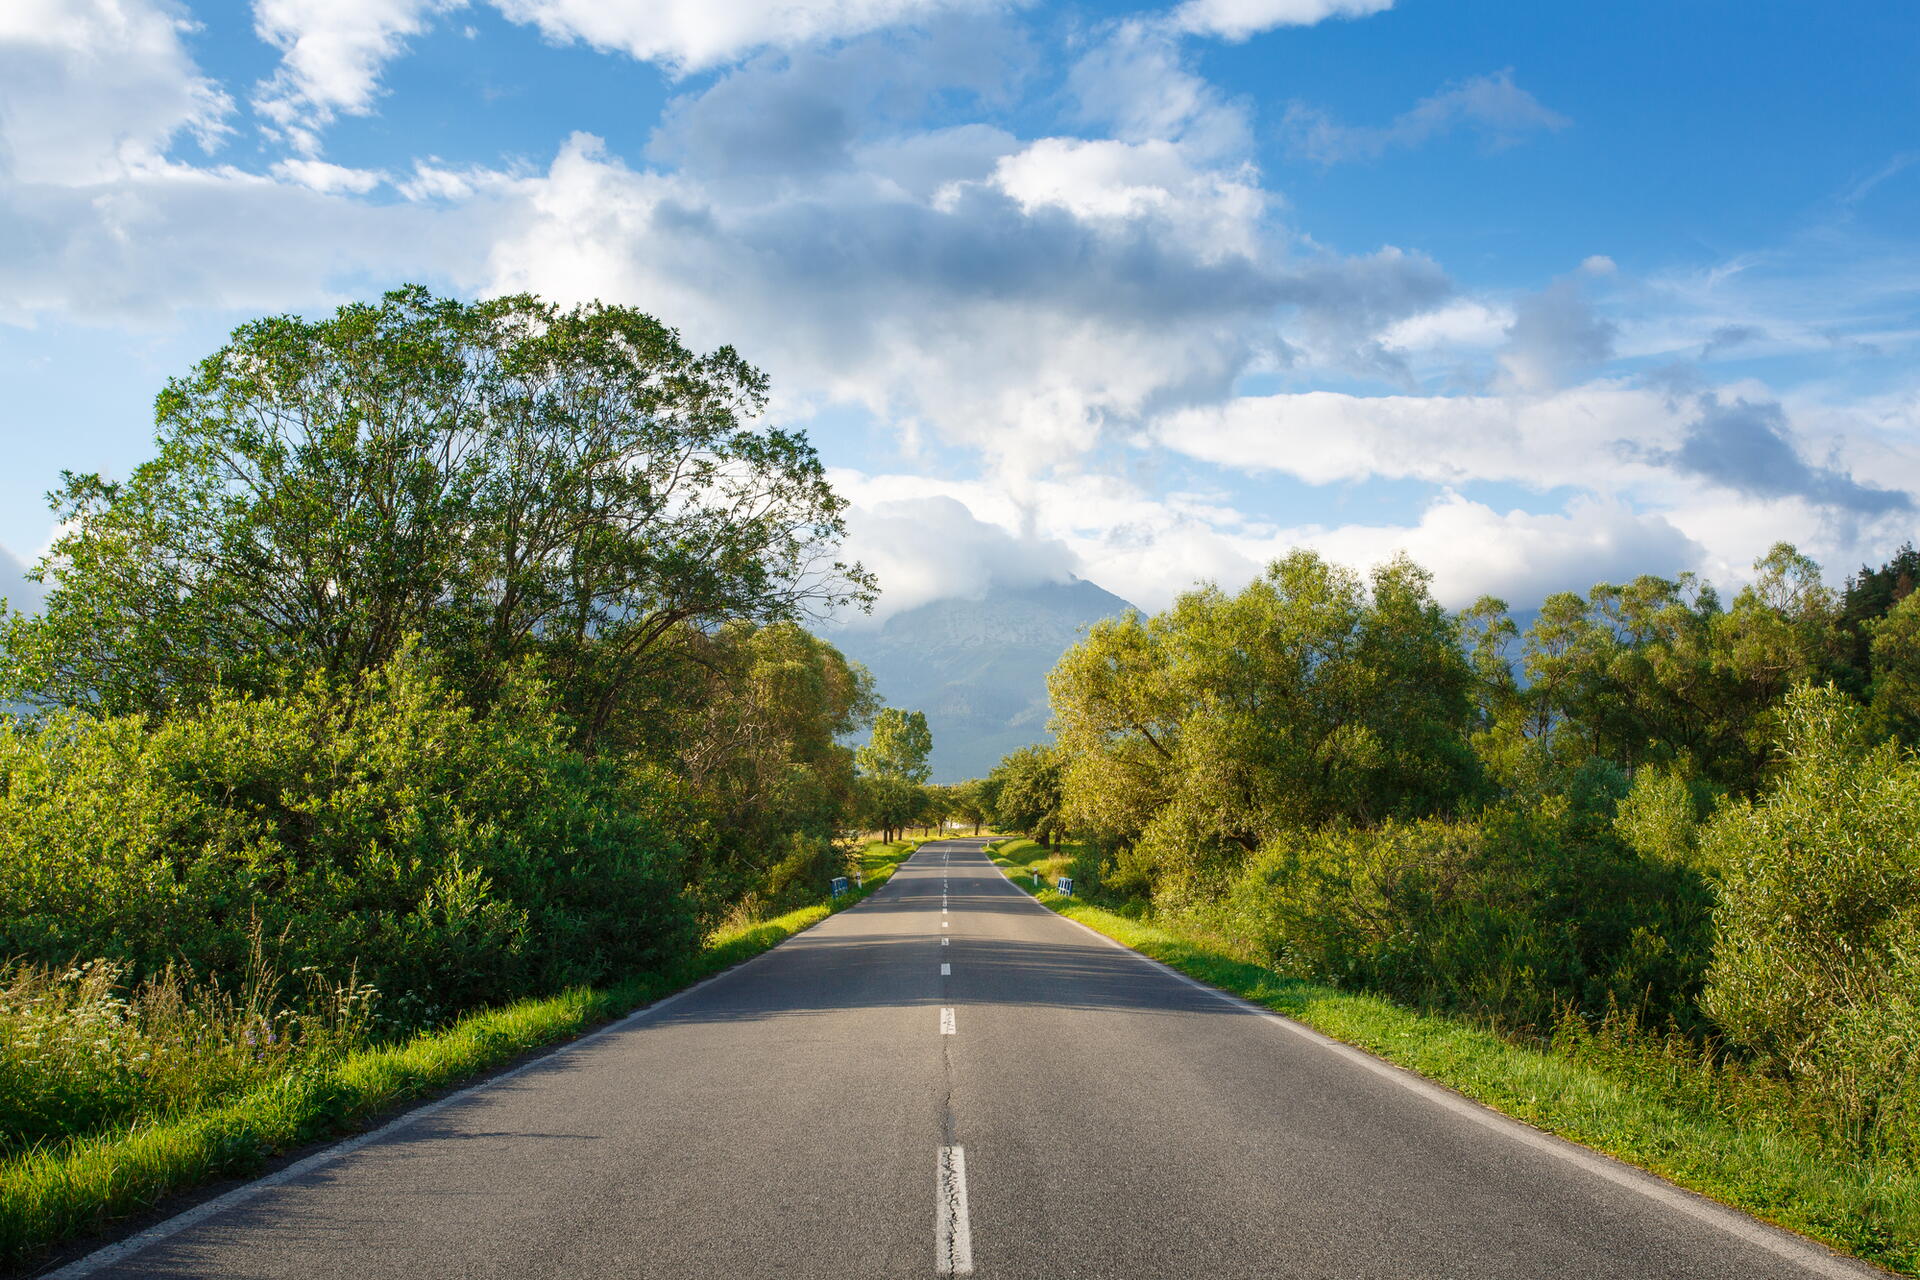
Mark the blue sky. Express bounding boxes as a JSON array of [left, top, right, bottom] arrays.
[[2, 0, 1916, 620]]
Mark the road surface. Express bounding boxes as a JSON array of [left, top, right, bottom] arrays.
[[53, 838, 1883, 1279]]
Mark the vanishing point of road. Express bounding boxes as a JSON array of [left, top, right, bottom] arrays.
[[53, 839, 1884, 1279]]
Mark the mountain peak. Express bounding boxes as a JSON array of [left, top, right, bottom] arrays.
[[834, 576, 1139, 782]]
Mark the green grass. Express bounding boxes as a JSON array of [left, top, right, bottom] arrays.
[[985, 836, 1920, 1277], [0, 837, 923, 1273]]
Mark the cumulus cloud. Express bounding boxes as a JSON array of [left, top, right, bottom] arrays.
[[834, 492, 1080, 624], [490, 0, 1008, 74], [1169, 0, 1391, 42], [647, 25, 1023, 187], [1497, 275, 1616, 392], [1284, 68, 1568, 165], [1651, 394, 1913, 515], [1067, 20, 1248, 157], [1153, 384, 1689, 491], [271, 157, 386, 193], [1298, 493, 1702, 609], [480, 116, 1453, 479], [252, 0, 458, 152], [0, 160, 488, 324], [0, 0, 232, 184]]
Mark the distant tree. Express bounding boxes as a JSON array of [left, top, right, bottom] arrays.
[[989, 745, 1065, 848], [952, 779, 990, 834], [1478, 543, 1847, 796], [0, 286, 875, 752], [1048, 551, 1480, 894], [858, 708, 932, 784], [856, 707, 932, 841], [1868, 592, 1920, 744]]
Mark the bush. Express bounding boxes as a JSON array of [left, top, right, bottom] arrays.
[[1703, 684, 1920, 1157], [1223, 800, 1714, 1032], [0, 648, 700, 1021]]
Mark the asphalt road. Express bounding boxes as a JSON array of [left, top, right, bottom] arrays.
[[55, 838, 1884, 1279]]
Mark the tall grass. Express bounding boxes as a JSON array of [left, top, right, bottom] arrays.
[[0, 956, 376, 1160]]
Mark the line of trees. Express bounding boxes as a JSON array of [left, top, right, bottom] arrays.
[[988, 543, 1920, 1163], [0, 286, 900, 1029]]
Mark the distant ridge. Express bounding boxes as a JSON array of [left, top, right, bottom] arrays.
[[831, 576, 1140, 783]]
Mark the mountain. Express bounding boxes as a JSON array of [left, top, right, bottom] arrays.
[[831, 577, 1141, 783]]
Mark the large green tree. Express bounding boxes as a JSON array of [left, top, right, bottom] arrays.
[[856, 707, 932, 841], [1049, 550, 1480, 895], [0, 286, 875, 749]]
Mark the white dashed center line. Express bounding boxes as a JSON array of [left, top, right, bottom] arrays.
[[936, 1145, 974, 1276], [940, 1007, 956, 1035], [941, 963, 951, 976]]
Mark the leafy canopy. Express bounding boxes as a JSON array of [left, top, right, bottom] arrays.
[[0, 285, 875, 747]]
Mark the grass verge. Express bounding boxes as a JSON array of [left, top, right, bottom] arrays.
[[985, 836, 1920, 1277], [0, 837, 923, 1274]]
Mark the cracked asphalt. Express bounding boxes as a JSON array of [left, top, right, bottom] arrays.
[[55, 838, 1887, 1279]]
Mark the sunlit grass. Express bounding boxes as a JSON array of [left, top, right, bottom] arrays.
[[0, 836, 922, 1272], [985, 836, 1920, 1277]]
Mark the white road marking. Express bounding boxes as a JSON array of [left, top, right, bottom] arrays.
[[940, 1007, 956, 1035], [937, 1145, 974, 1276], [942, 921, 949, 928], [941, 963, 952, 976], [942, 937, 950, 946]]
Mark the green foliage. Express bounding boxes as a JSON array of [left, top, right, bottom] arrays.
[[1220, 801, 1714, 1032], [0, 958, 376, 1158], [1868, 592, 1920, 743], [666, 620, 874, 906], [1049, 550, 1481, 895], [0, 285, 874, 747], [0, 647, 699, 1018], [987, 744, 1065, 845], [1703, 685, 1920, 1157], [858, 707, 932, 784], [1475, 544, 1847, 797]]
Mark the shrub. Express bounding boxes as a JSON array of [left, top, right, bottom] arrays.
[[0, 648, 700, 1021], [1703, 684, 1920, 1157], [1223, 801, 1714, 1032]]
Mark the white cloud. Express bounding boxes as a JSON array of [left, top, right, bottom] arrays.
[[252, 0, 459, 152], [1296, 493, 1700, 608], [0, 0, 232, 185], [1169, 0, 1391, 42], [1154, 384, 1686, 491], [1066, 20, 1248, 157], [0, 161, 485, 324], [272, 157, 386, 193], [480, 129, 1314, 478], [834, 492, 1080, 625], [989, 137, 1265, 260], [489, 0, 1009, 74]]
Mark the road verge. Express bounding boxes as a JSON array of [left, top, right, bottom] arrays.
[[1, 838, 923, 1275], [985, 837, 1919, 1278]]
